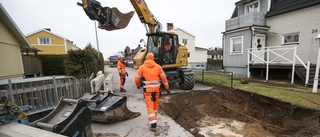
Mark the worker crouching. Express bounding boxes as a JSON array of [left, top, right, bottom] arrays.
[[134, 52, 169, 132]]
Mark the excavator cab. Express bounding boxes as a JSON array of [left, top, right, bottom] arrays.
[[139, 32, 188, 69], [77, 0, 134, 31]]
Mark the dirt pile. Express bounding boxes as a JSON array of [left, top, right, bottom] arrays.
[[159, 88, 320, 137]]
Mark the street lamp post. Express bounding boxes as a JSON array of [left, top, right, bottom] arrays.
[[312, 34, 320, 93], [94, 21, 100, 56]]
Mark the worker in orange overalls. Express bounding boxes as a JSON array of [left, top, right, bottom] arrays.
[[117, 56, 128, 92], [134, 52, 169, 132]]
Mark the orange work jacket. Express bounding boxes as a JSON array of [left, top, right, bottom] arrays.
[[134, 60, 169, 92]]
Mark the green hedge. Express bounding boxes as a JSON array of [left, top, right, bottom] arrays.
[[207, 58, 223, 65], [38, 44, 104, 79], [39, 54, 66, 76]]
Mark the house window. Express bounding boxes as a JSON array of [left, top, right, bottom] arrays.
[[38, 37, 51, 45], [283, 33, 299, 45], [245, 1, 259, 14], [230, 36, 243, 54], [182, 39, 188, 45]]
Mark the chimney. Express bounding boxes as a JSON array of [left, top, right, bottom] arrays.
[[45, 28, 51, 31], [167, 23, 174, 31]]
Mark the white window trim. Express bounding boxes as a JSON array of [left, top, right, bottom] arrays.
[[38, 37, 51, 45], [245, 0, 260, 14], [282, 32, 300, 45], [230, 36, 244, 55]]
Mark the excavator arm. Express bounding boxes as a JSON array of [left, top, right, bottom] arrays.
[[129, 0, 161, 33]]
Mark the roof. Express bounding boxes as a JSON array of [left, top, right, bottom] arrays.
[[174, 27, 196, 38], [207, 50, 219, 55], [0, 3, 32, 48], [266, 0, 320, 17], [26, 28, 70, 41], [195, 46, 207, 51]]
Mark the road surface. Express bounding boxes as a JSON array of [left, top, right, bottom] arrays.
[[91, 65, 212, 137]]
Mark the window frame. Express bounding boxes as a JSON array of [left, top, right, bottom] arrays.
[[230, 36, 244, 55], [182, 39, 188, 45], [282, 33, 300, 45], [38, 37, 51, 45], [245, 0, 260, 14]]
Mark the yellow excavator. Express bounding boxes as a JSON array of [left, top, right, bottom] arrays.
[[78, 0, 195, 90]]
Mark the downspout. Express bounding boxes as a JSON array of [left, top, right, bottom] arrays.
[[64, 39, 67, 54], [248, 27, 255, 78], [223, 33, 226, 70]]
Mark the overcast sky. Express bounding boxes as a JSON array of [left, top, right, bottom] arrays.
[[1, 0, 237, 60]]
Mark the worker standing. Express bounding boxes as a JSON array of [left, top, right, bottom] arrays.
[[134, 52, 169, 132], [117, 56, 128, 92]]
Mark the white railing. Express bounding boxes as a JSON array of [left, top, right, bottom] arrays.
[[247, 45, 310, 85]]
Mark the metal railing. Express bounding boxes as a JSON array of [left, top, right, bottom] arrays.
[[247, 45, 310, 84], [0, 76, 90, 115]]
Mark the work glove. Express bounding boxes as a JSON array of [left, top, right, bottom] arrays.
[[126, 72, 129, 77]]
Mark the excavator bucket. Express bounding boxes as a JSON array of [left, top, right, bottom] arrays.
[[103, 8, 135, 31], [77, 0, 134, 31], [80, 92, 141, 123]]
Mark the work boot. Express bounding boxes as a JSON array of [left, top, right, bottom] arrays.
[[120, 88, 126, 92], [149, 127, 157, 132], [149, 123, 157, 132]]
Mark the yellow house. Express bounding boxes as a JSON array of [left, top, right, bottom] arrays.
[[0, 3, 33, 79], [26, 28, 78, 54]]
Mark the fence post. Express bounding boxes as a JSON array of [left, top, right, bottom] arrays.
[[202, 69, 204, 84], [231, 72, 234, 91], [53, 76, 59, 104], [7, 79, 14, 105]]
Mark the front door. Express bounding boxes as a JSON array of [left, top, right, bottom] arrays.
[[252, 34, 266, 63]]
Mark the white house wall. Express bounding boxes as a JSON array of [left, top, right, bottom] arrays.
[[266, 4, 320, 64], [190, 50, 207, 62]]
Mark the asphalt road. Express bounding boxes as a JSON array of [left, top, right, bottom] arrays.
[[91, 65, 212, 137]]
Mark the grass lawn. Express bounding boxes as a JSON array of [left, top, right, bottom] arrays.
[[194, 70, 320, 111]]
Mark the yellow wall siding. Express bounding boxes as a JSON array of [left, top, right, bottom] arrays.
[[27, 31, 68, 54], [66, 40, 73, 51], [0, 19, 20, 46], [0, 43, 24, 79], [33, 45, 66, 54], [0, 20, 24, 79]]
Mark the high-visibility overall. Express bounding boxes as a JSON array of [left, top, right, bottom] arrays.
[[117, 59, 126, 89], [134, 53, 169, 129]]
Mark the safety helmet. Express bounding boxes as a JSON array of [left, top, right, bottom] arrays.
[[147, 52, 154, 60]]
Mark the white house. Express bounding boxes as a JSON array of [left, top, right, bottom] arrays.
[[223, 0, 320, 85], [168, 24, 207, 70]]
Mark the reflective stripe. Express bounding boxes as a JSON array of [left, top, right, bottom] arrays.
[[143, 84, 161, 88], [143, 80, 160, 84], [163, 82, 169, 85], [135, 75, 142, 78], [160, 73, 166, 77], [149, 120, 157, 124], [148, 113, 156, 118]]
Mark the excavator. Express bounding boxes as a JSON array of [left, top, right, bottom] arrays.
[[77, 0, 195, 90]]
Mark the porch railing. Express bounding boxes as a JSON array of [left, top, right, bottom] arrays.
[[247, 45, 310, 85], [0, 76, 90, 115]]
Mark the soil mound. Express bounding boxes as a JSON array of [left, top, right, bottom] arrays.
[[159, 89, 320, 137]]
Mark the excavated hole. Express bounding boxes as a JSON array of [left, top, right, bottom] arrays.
[[159, 88, 320, 137]]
